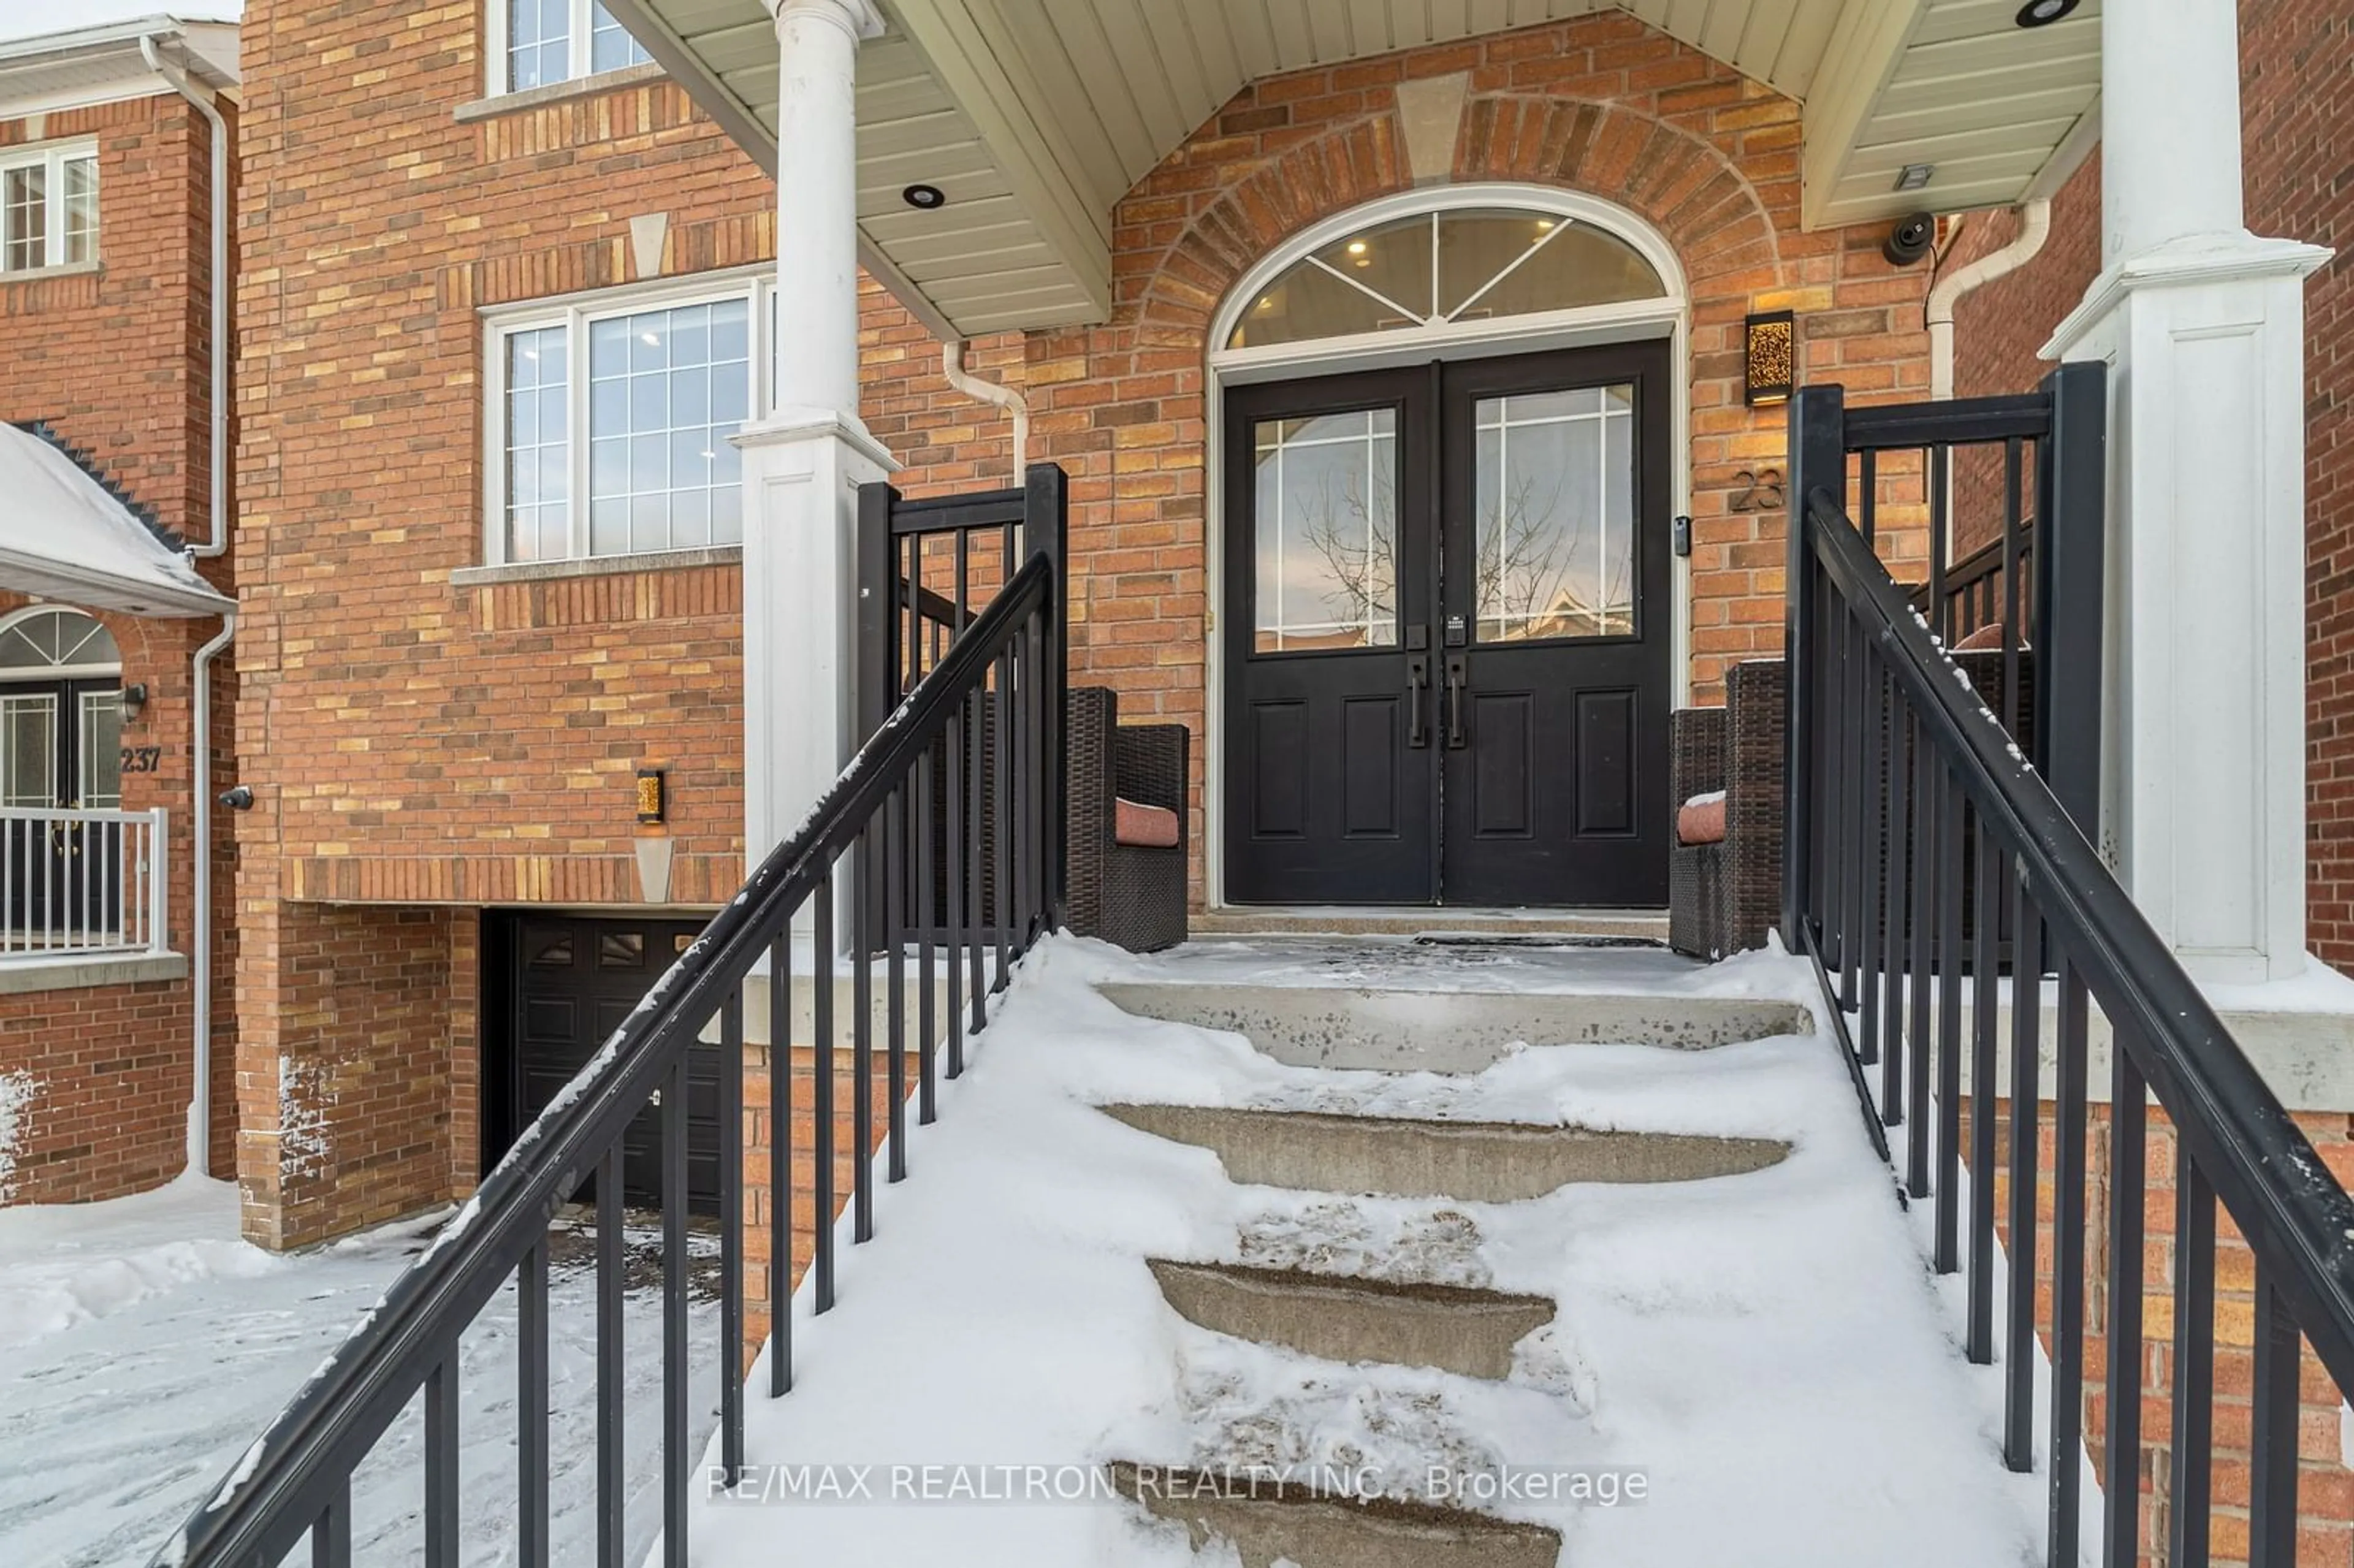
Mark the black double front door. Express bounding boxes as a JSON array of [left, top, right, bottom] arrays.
[[1223, 343, 1673, 908]]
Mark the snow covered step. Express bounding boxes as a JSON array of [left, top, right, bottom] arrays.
[[1102, 1103, 1788, 1201], [1148, 1258, 1550, 1381], [1107, 1464, 1561, 1568], [1095, 982, 1810, 1071]]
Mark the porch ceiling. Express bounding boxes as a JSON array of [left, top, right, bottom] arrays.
[[610, 0, 2101, 340]]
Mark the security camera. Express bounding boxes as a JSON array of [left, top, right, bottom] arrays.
[[218, 785, 254, 810], [1883, 211, 1936, 267]]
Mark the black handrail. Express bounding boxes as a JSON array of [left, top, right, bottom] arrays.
[[153, 542, 1064, 1568], [1791, 450, 2354, 1564]]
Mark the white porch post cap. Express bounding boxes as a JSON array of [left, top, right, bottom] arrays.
[[771, 0, 885, 39]]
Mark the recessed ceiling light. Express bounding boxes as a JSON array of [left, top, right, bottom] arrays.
[[2014, 0, 2078, 26], [1535, 219, 1555, 231], [1346, 240, 1367, 255], [1894, 163, 1935, 192], [902, 183, 947, 210]]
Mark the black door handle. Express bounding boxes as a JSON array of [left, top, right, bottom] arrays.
[[1406, 654, 1430, 748], [1444, 652, 1468, 748]]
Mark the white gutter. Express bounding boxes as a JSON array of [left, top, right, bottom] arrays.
[[140, 32, 228, 556], [186, 608, 234, 1174], [1927, 198, 2052, 400], [942, 342, 1028, 482]]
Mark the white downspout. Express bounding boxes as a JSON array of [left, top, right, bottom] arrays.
[[942, 342, 1028, 481], [186, 609, 235, 1175], [144, 34, 237, 1175], [140, 33, 228, 555], [1927, 198, 2052, 400]]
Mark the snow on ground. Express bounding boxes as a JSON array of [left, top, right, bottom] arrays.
[[0, 1176, 720, 1567], [692, 932, 2051, 1567]]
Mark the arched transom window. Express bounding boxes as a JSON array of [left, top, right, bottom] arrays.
[[0, 607, 119, 679], [1227, 206, 1669, 351]]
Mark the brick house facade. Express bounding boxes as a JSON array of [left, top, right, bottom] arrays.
[[215, 1, 1940, 1247], [0, 83, 237, 1205]]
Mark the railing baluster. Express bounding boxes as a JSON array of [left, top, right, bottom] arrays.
[[519, 1236, 550, 1568], [1927, 442, 1949, 642], [1881, 699, 1911, 1121], [2049, 957, 2089, 1568], [1011, 634, 1032, 951], [597, 1143, 623, 1568], [663, 1050, 688, 1568], [992, 642, 1012, 993], [948, 701, 969, 1074], [967, 685, 986, 1034], [1966, 832, 1998, 1357], [853, 831, 875, 1243], [1934, 769, 1964, 1272], [916, 748, 937, 1127], [813, 873, 836, 1311], [2003, 881, 2041, 1472], [2250, 1270, 2303, 1568], [886, 786, 907, 1183], [310, 1482, 350, 1568], [2102, 1030, 2147, 1568], [1834, 603, 1859, 1000], [768, 931, 793, 1396], [2168, 1158, 2216, 1568], [2002, 435, 2025, 739], [1856, 661, 1885, 1066], [424, 1355, 457, 1568], [719, 991, 744, 1479], [1906, 755, 1937, 1189]]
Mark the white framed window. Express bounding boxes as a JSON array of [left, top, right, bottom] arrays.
[[1, 140, 98, 274], [494, 0, 653, 94], [484, 272, 775, 566]]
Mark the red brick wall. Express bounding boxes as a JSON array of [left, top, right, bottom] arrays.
[[1947, 2, 2354, 973], [979, 12, 1936, 899], [0, 88, 236, 1205]]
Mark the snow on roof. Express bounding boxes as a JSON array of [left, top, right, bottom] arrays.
[[0, 3, 240, 50], [0, 424, 230, 617]]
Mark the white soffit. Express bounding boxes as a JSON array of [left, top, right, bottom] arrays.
[[622, 0, 2103, 337], [0, 14, 240, 119]]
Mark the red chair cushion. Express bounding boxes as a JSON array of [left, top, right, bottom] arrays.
[[1677, 791, 1727, 847], [1114, 797, 1180, 849]]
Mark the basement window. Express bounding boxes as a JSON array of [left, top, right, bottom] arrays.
[[0, 141, 98, 275], [485, 274, 775, 567], [497, 0, 652, 94]]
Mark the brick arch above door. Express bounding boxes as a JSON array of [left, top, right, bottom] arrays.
[[1121, 93, 1786, 342]]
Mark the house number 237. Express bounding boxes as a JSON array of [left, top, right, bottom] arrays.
[[120, 747, 164, 774]]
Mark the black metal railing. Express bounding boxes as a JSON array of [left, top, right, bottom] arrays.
[[151, 476, 1067, 1568], [1785, 384, 2354, 1567], [1843, 365, 2104, 776]]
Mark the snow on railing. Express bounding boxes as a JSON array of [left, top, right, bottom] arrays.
[[0, 806, 168, 960]]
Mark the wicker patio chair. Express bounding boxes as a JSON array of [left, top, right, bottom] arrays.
[[1065, 686, 1189, 953], [1668, 650, 2036, 962]]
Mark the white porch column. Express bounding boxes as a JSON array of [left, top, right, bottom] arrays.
[[2046, 0, 2330, 984], [737, 0, 894, 867]]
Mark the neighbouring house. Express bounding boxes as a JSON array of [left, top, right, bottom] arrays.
[[0, 8, 238, 1206]]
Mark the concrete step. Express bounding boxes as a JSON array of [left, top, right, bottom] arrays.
[[1103, 1103, 1788, 1201], [1148, 1258, 1552, 1380], [1098, 981, 1810, 1070], [1189, 908, 1666, 942], [1108, 1464, 1561, 1568]]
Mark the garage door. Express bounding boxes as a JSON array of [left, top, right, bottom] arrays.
[[488, 911, 720, 1214]]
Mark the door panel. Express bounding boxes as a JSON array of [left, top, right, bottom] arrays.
[[493, 912, 718, 1213], [1221, 343, 1671, 909], [1224, 368, 1436, 905], [1438, 345, 1673, 907]]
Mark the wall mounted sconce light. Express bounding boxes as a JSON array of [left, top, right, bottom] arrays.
[[119, 682, 148, 721], [1743, 310, 1796, 406], [636, 767, 668, 826]]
